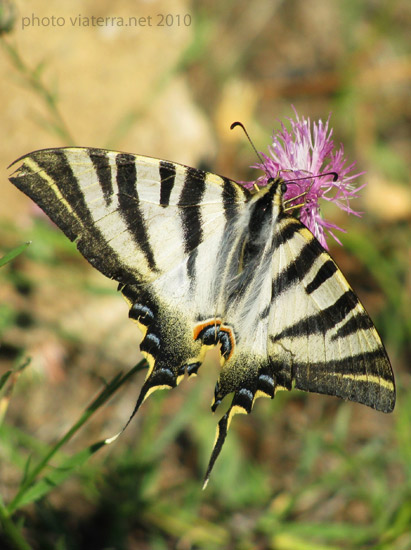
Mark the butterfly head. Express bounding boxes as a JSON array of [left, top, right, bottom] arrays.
[[252, 176, 288, 213], [267, 176, 287, 195]]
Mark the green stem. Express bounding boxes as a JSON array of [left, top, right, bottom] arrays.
[[7, 360, 146, 514], [0, 497, 32, 550], [1, 37, 75, 144]]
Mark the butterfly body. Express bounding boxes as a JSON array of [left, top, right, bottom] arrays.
[[9, 147, 395, 485]]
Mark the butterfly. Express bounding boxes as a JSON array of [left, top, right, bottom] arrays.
[[9, 147, 395, 486]]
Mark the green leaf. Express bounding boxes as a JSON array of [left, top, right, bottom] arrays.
[[7, 361, 146, 514], [14, 440, 106, 509], [0, 242, 31, 268], [0, 370, 12, 392]]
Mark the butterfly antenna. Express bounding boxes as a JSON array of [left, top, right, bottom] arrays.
[[231, 121, 264, 164], [282, 171, 339, 184], [282, 171, 339, 212]]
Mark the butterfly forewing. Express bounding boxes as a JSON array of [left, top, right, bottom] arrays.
[[268, 216, 395, 413]]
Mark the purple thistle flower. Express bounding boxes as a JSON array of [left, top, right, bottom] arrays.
[[241, 108, 365, 249]]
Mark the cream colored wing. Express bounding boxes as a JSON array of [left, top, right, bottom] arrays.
[[202, 182, 394, 487], [10, 150, 395, 488]]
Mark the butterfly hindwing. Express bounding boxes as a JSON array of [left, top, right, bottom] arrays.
[[9, 147, 395, 485]]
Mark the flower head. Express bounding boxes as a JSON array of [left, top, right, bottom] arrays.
[[241, 108, 365, 249]]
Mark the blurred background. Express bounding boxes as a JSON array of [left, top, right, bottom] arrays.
[[0, 0, 410, 549]]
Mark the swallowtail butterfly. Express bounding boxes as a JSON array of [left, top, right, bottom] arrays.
[[9, 148, 395, 486]]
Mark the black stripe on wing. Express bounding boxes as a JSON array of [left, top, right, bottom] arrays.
[[306, 259, 338, 294], [271, 219, 382, 343], [222, 177, 248, 222], [178, 167, 206, 282], [271, 289, 359, 341], [331, 313, 374, 340], [159, 160, 176, 207], [89, 149, 113, 206], [242, 189, 275, 267], [270, 219, 302, 253], [33, 150, 96, 225], [10, 149, 142, 284], [116, 153, 159, 273], [11, 150, 83, 242], [271, 237, 324, 298], [260, 219, 324, 321], [293, 349, 395, 413]]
